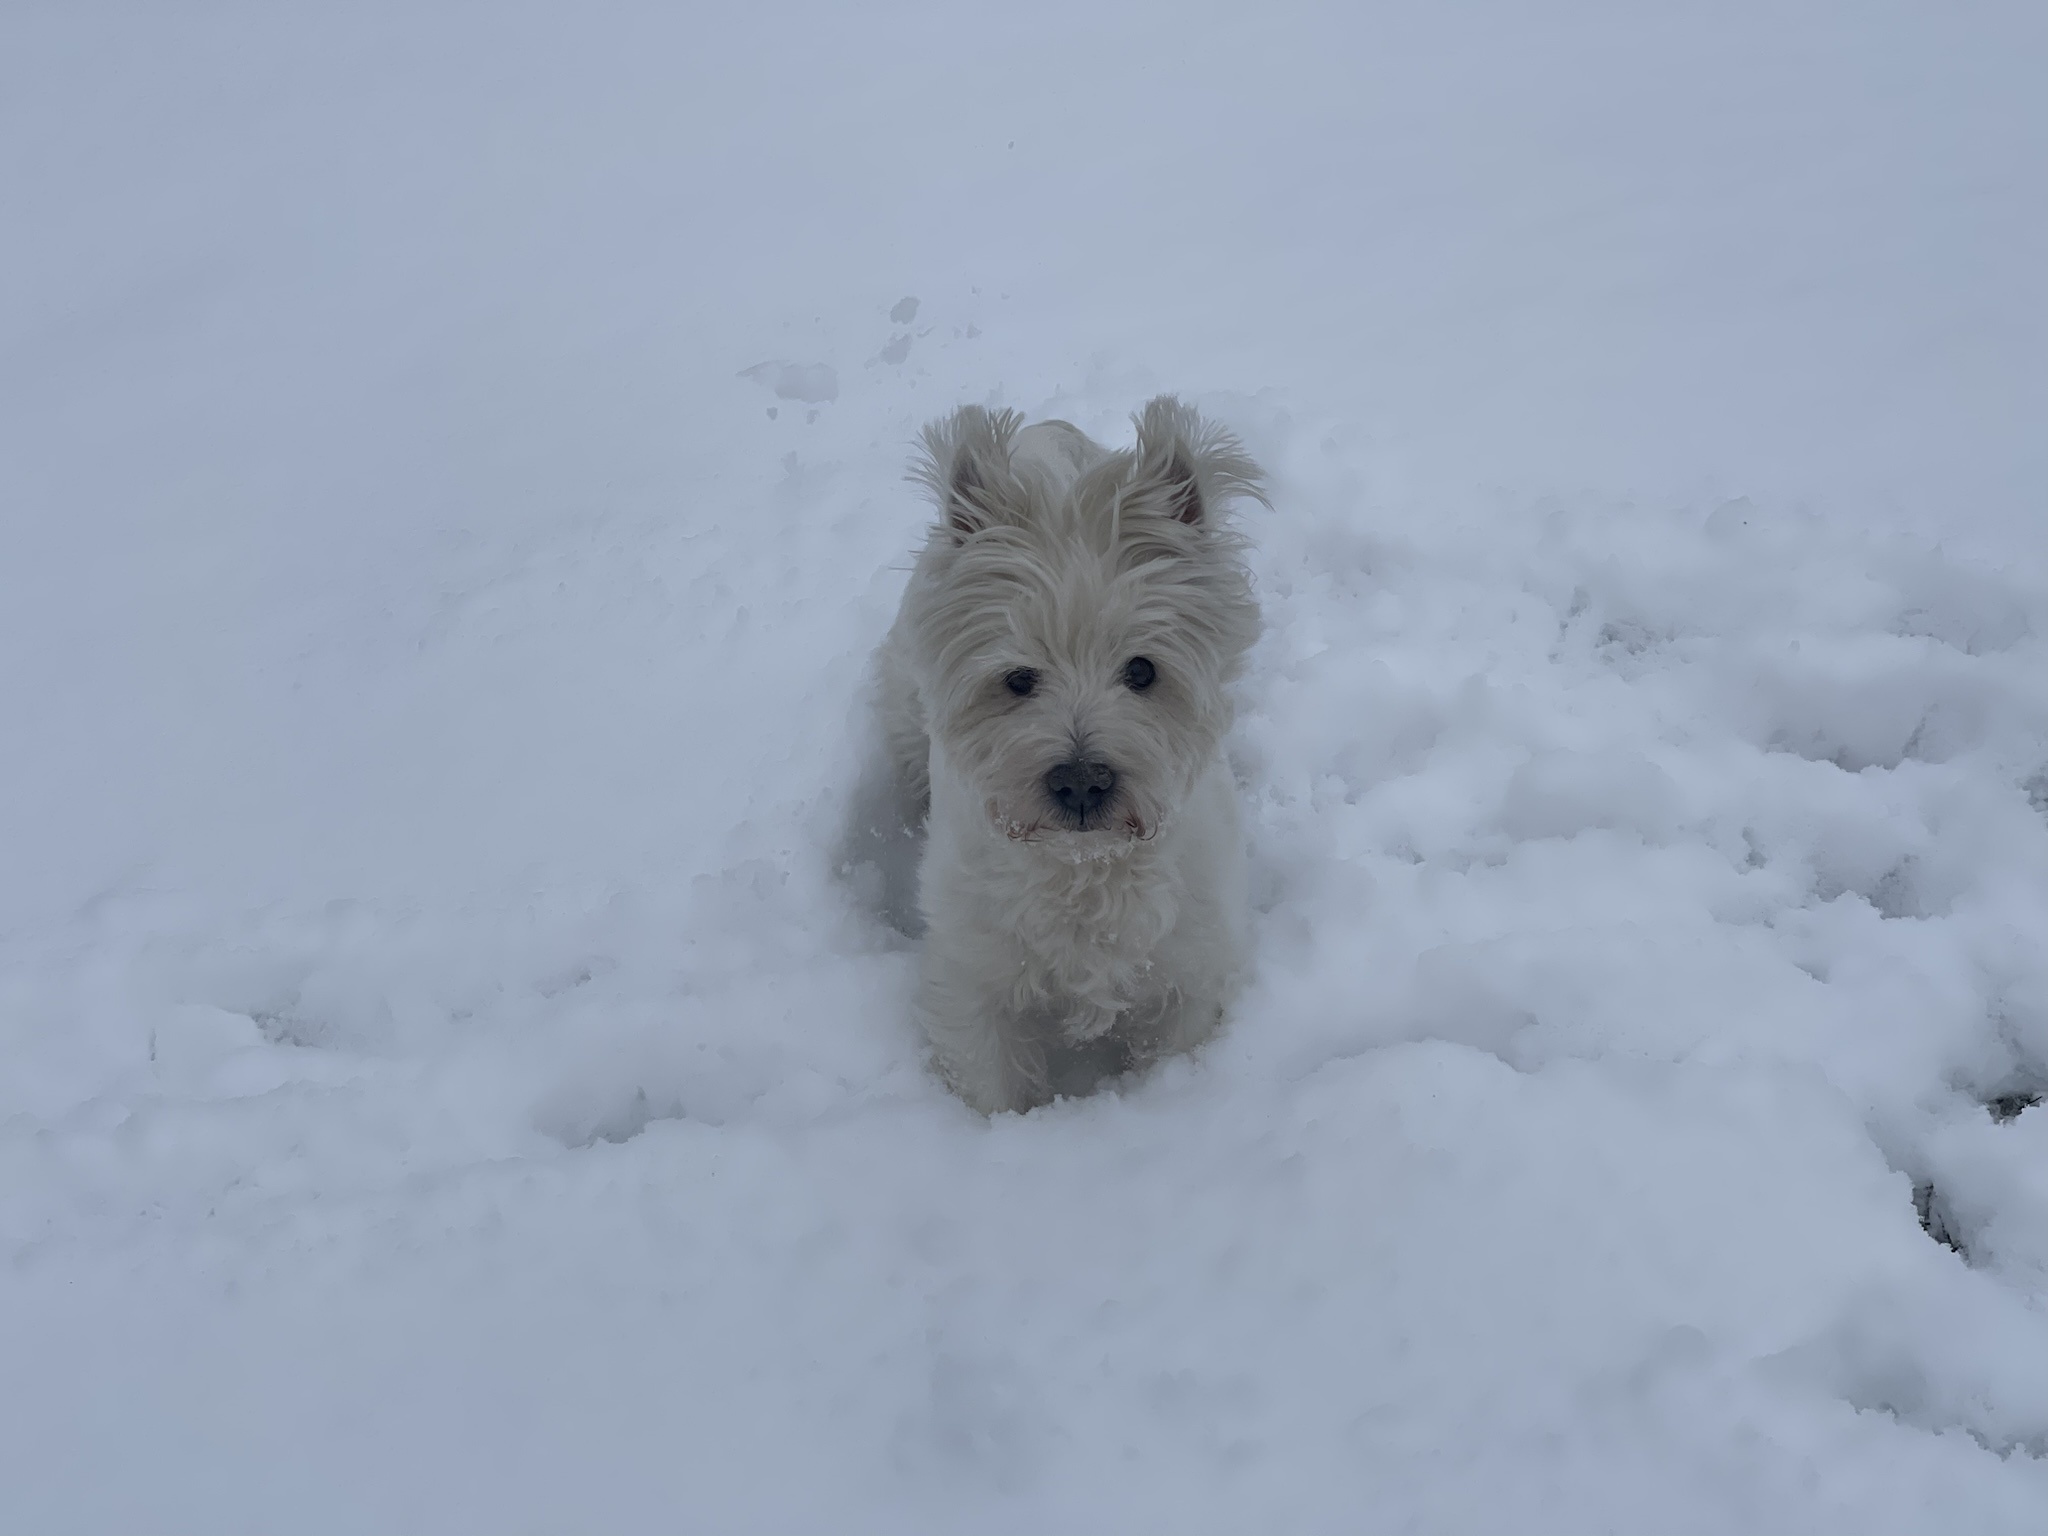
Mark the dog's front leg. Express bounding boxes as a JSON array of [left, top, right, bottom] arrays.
[[913, 953, 1052, 1114]]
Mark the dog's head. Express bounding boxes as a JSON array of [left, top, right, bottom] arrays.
[[904, 396, 1263, 857]]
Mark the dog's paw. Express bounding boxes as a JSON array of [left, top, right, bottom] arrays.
[[1060, 1003, 1121, 1044]]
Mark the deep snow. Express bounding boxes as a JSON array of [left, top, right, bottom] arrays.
[[3, 3, 2046, 1531]]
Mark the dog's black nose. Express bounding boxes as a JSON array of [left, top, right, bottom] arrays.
[[1044, 759, 1118, 821]]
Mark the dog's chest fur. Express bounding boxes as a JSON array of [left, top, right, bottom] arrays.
[[980, 836, 1181, 1039]]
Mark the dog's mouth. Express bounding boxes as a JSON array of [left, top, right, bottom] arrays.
[[993, 802, 1154, 846], [1048, 803, 1135, 836]]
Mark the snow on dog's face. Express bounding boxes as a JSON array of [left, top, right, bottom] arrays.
[[904, 398, 1262, 856]]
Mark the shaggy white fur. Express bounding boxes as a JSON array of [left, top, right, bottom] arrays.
[[872, 397, 1265, 1112]]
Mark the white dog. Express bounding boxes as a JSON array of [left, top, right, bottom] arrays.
[[870, 396, 1264, 1113]]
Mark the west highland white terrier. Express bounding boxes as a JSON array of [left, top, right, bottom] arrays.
[[870, 397, 1264, 1113]]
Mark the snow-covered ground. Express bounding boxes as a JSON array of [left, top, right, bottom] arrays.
[[4, 4, 2045, 1529]]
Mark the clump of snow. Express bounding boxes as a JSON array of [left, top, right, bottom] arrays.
[[743, 359, 842, 403], [3, 3, 2044, 1531]]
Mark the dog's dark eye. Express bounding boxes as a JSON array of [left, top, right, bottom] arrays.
[[1004, 668, 1038, 697], [1123, 656, 1157, 691]]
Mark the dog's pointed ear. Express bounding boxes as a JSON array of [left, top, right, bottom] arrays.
[[945, 452, 994, 538], [1127, 396, 1268, 527], [911, 405, 1026, 541]]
